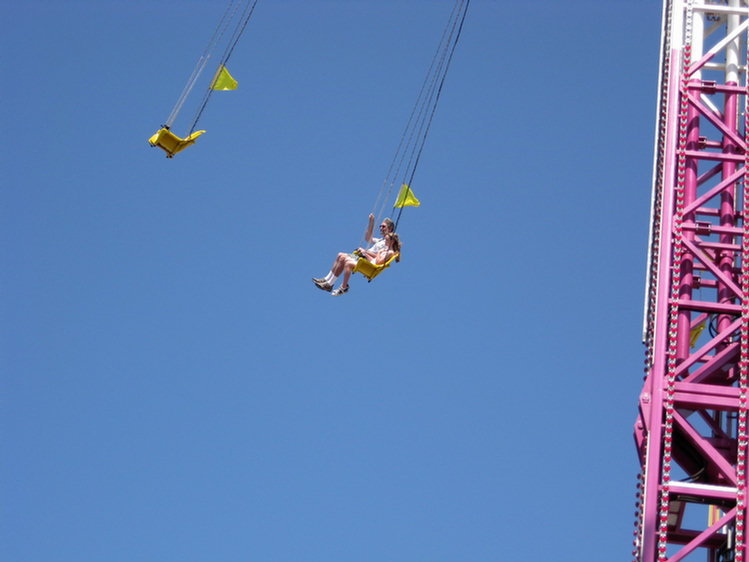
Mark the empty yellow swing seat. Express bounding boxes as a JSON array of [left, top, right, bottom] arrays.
[[352, 253, 400, 282], [148, 128, 206, 158]]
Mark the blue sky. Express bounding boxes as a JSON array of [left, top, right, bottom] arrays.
[[3, 1, 661, 560]]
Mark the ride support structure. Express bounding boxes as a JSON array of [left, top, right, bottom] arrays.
[[634, 1, 749, 561]]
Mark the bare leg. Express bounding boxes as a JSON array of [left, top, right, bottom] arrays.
[[341, 261, 354, 289], [315, 252, 350, 290], [332, 252, 349, 277]]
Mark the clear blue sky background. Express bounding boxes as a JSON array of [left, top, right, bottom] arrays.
[[3, 1, 662, 560]]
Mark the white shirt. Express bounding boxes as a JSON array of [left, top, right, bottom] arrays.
[[369, 237, 387, 253]]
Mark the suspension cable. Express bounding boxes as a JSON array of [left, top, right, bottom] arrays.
[[166, 0, 237, 129], [393, 0, 469, 231], [363, 0, 469, 245], [370, 0, 465, 222], [189, 0, 259, 134]]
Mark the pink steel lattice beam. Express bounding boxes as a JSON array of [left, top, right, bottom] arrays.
[[634, 1, 749, 561]]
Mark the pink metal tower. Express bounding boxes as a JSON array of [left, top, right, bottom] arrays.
[[635, 2, 749, 561]]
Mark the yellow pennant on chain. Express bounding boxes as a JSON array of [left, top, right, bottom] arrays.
[[211, 65, 238, 90], [394, 184, 420, 208]]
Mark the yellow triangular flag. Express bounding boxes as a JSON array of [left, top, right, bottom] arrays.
[[211, 65, 238, 90], [394, 184, 420, 208]]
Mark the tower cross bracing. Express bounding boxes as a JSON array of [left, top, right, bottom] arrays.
[[635, 1, 749, 561]]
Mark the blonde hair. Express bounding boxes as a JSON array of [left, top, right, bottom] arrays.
[[387, 233, 402, 263]]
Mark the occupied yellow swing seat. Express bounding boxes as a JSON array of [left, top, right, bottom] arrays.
[[148, 128, 206, 158], [352, 253, 400, 282]]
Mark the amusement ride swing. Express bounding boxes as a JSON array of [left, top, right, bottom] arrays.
[[148, 0, 259, 158], [350, 0, 470, 283], [147, 0, 470, 287]]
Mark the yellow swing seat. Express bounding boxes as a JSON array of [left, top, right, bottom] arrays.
[[352, 253, 399, 282], [148, 128, 206, 158]]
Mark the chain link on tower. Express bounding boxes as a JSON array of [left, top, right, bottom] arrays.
[[634, 1, 749, 561]]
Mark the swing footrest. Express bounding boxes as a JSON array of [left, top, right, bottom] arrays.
[[148, 128, 206, 158]]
